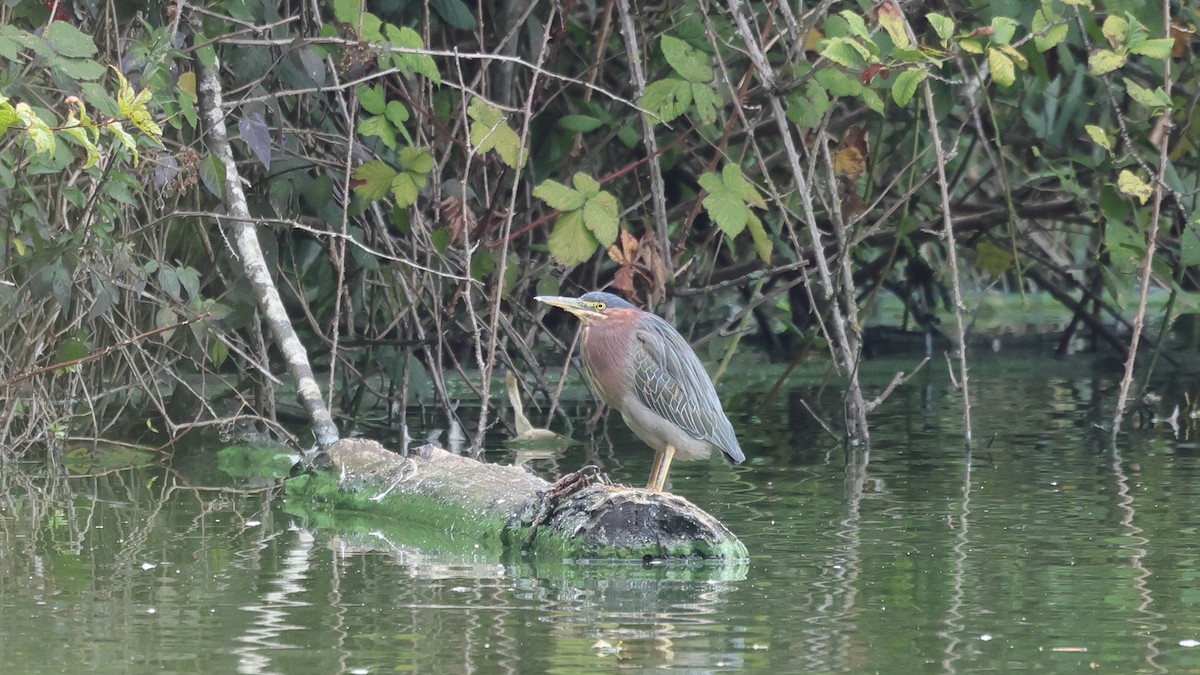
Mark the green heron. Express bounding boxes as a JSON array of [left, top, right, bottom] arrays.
[[536, 292, 744, 492]]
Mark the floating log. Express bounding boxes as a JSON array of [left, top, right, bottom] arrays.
[[284, 438, 747, 561]]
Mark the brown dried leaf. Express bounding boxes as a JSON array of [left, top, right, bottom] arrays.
[[613, 266, 636, 296], [1171, 20, 1195, 59], [637, 232, 668, 306], [841, 191, 868, 223], [607, 228, 638, 265], [440, 196, 476, 245], [833, 125, 869, 180]]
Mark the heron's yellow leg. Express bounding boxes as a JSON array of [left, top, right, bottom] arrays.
[[646, 449, 664, 490], [650, 445, 676, 492]]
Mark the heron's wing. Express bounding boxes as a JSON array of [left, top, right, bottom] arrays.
[[631, 317, 741, 457]]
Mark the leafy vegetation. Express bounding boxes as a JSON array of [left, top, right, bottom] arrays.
[[0, 0, 1196, 455]]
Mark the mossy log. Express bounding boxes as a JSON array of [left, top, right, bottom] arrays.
[[285, 438, 747, 561]]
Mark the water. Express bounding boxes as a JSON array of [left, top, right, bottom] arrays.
[[3, 353, 1200, 673]]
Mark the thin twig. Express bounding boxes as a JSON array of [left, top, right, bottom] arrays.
[[904, 4, 972, 443], [1112, 3, 1174, 434]]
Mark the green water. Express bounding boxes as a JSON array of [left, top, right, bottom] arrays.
[[3, 353, 1200, 673]]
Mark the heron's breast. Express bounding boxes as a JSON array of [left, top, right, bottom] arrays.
[[581, 324, 635, 409]]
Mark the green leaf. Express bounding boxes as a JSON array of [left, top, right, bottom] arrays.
[[45, 21, 97, 58], [571, 172, 601, 197], [988, 48, 1015, 87], [815, 67, 862, 97], [0, 25, 20, 60], [199, 152, 226, 197], [547, 209, 598, 265], [15, 102, 54, 156], [838, 10, 871, 39], [558, 114, 604, 132], [0, 96, 16, 136], [60, 115, 99, 168], [927, 13, 955, 42], [209, 336, 229, 369], [128, 106, 163, 144], [52, 56, 106, 80], [359, 114, 395, 148], [1102, 14, 1129, 48], [746, 213, 773, 263], [820, 37, 868, 69], [691, 82, 720, 124], [533, 179, 585, 211], [430, 0, 476, 30], [699, 171, 750, 237], [1117, 169, 1152, 205], [859, 86, 885, 115], [391, 171, 419, 208], [1128, 38, 1174, 59], [1000, 43, 1028, 70], [990, 16, 1018, 45], [357, 84, 386, 115], [109, 121, 138, 164], [1032, 9, 1068, 52], [661, 34, 712, 83], [399, 146, 434, 174], [385, 101, 413, 144], [1123, 78, 1172, 111], [582, 192, 619, 246], [352, 160, 398, 200], [786, 81, 830, 128], [722, 163, 765, 208], [1088, 49, 1126, 75], [55, 335, 89, 367], [386, 24, 441, 84], [467, 97, 502, 127], [640, 77, 692, 122], [958, 37, 985, 54], [333, 0, 360, 23], [975, 239, 1014, 276], [892, 67, 926, 106], [1084, 124, 1112, 151], [431, 228, 450, 252], [468, 98, 525, 168], [358, 12, 385, 41], [1181, 222, 1200, 268]]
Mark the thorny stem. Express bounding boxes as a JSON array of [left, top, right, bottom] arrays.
[[616, 0, 676, 319], [473, 6, 557, 455], [1112, 1, 1173, 435], [724, 0, 869, 443], [903, 4, 973, 442]]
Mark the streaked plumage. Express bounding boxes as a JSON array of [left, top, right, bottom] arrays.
[[536, 291, 743, 492]]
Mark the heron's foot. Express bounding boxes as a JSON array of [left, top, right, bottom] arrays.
[[547, 464, 611, 500]]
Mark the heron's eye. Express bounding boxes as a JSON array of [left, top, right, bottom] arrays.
[[594, 302, 606, 311]]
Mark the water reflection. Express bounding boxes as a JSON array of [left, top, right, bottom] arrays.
[[233, 528, 314, 673], [3, 356, 1200, 672]]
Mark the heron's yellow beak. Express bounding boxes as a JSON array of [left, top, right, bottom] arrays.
[[535, 295, 605, 322]]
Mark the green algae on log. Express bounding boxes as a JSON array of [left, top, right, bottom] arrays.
[[285, 438, 747, 561]]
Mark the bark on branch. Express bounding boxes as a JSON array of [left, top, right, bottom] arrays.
[[197, 56, 339, 447]]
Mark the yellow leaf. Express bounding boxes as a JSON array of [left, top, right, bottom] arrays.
[[833, 126, 869, 180], [988, 48, 1015, 87], [177, 71, 196, 97], [1117, 169, 1152, 205], [802, 27, 824, 53]]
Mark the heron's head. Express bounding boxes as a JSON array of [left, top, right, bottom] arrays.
[[535, 291, 638, 326]]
